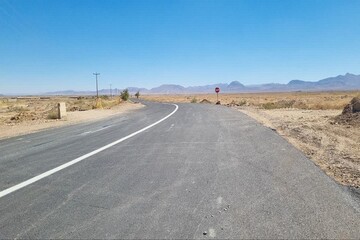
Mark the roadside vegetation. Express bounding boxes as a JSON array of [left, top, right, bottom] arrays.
[[135, 91, 140, 99], [120, 89, 130, 101]]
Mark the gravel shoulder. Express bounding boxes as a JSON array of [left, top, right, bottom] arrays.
[[237, 107, 360, 188], [0, 102, 144, 140]]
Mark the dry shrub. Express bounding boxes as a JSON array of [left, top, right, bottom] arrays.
[[8, 106, 29, 112], [238, 100, 247, 106], [292, 101, 309, 109], [93, 98, 103, 109], [191, 97, 197, 103], [309, 102, 347, 110], [262, 100, 295, 109], [102, 99, 119, 109]]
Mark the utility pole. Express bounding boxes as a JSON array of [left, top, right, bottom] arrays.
[[93, 72, 100, 98]]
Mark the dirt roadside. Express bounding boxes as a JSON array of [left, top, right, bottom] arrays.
[[237, 107, 360, 188], [0, 102, 144, 140], [143, 92, 360, 188]]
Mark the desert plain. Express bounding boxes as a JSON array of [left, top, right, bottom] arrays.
[[0, 91, 359, 188]]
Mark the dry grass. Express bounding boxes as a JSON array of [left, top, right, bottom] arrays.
[[0, 96, 125, 124], [142, 91, 360, 110]]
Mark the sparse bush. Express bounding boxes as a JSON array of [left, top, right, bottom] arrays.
[[191, 97, 197, 103], [100, 95, 109, 100], [73, 100, 84, 105], [293, 101, 309, 109], [311, 103, 345, 110], [93, 98, 103, 109], [101, 99, 118, 109], [135, 91, 140, 99], [262, 100, 295, 109], [262, 102, 277, 109], [239, 100, 247, 106], [120, 89, 129, 101]]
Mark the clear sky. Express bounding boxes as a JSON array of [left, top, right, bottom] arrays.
[[1, 0, 360, 94]]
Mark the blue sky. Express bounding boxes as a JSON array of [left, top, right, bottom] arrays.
[[1, 0, 360, 94]]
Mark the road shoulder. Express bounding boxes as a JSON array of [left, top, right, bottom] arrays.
[[0, 102, 144, 140]]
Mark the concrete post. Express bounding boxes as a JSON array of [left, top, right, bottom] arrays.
[[57, 102, 67, 119]]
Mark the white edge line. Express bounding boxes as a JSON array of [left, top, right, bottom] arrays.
[[0, 104, 179, 199]]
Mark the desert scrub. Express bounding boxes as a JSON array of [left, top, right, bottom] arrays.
[[93, 98, 103, 109], [238, 100, 247, 106], [7, 106, 29, 112], [262, 100, 295, 109], [135, 91, 140, 99], [100, 95, 110, 100], [191, 97, 198, 103], [73, 99, 84, 105], [310, 102, 347, 110], [102, 99, 118, 109], [120, 89, 129, 101]]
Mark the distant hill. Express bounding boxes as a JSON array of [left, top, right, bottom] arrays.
[[150, 84, 186, 94], [285, 73, 360, 91], [227, 81, 245, 91], [44, 73, 360, 95], [45, 88, 122, 96]]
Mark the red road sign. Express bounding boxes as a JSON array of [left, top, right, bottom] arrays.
[[215, 87, 220, 93]]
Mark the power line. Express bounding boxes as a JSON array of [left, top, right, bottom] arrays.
[[93, 72, 100, 98]]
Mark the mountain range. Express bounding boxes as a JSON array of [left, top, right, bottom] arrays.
[[125, 73, 360, 94], [42, 73, 360, 95]]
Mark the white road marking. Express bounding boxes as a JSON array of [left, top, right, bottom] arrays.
[[0, 104, 179, 199], [80, 125, 112, 136], [166, 123, 174, 132]]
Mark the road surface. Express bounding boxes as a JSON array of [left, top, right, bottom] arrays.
[[0, 101, 359, 238]]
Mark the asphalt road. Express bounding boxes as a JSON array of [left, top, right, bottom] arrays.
[[0, 101, 359, 239]]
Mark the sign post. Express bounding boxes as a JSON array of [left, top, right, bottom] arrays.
[[215, 87, 220, 102]]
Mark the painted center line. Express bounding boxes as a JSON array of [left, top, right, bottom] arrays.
[[80, 125, 112, 136], [0, 104, 179, 199]]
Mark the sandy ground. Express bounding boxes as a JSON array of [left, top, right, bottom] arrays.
[[0, 102, 144, 140], [237, 107, 360, 188]]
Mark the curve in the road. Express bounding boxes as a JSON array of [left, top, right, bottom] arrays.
[[0, 103, 178, 199]]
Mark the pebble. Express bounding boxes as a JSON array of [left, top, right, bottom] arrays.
[[203, 231, 207, 235], [224, 208, 227, 211]]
